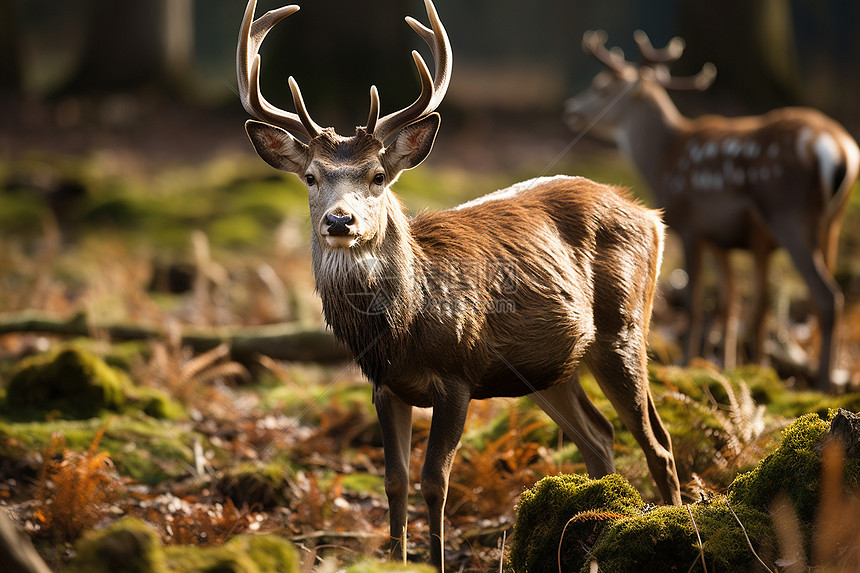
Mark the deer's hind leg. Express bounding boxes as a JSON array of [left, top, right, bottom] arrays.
[[530, 372, 615, 478], [586, 334, 682, 505]]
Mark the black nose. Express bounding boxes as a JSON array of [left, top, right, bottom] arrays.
[[326, 212, 355, 236]]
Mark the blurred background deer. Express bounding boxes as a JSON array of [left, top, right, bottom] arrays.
[[564, 30, 859, 392]]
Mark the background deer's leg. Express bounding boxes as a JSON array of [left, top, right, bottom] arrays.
[[586, 337, 682, 505], [682, 236, 706, 366], [822, 207, 847, 273], [768, 221, 842, 391], [749, 234, 773, 366], [374, 386, 414, 563], [530, 372, 615, 477], [422, 384, 470, 572], [712, 246, 739, 370]]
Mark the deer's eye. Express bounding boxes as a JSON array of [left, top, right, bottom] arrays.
[[305, 174, 316, 186], [373, 173, 386, 186]]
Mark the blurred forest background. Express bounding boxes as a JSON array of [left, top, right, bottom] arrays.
[[2, 0, 860, 163]]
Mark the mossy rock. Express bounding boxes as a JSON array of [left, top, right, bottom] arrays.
[[128, 385, 186, 420], [5, 346, 127, 419], [164, 534, 299, 573], [509, 473, 777, 573], [587, 498, 776, 572], [69, 517, 299, 573], [3, 345, 183, 421], [508, 473, 644, 573], [729, 410, 860, 524], [69, 517, 168, 573], [214, 464, 292, 510]]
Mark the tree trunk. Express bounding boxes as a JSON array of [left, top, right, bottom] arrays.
[[0, 0, 22, 92], [677, 0, 802, 110], [55, 0, 193, 96]]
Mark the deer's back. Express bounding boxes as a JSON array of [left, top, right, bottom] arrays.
[[393, 175, 663, 400]]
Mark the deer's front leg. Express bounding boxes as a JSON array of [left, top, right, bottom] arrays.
[[375, 386, 414, 563], [423, 384, 471, 572]]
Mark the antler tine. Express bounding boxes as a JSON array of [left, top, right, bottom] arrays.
[[582, 30, 627, 73], [633, 30, 685, 66], [238, 1, 320, 140], [287, 76, 323, 138], [366, 85, 380, 135], [405, 0, 452, 113], [372, 0, 452, 143], [659, 62, 717, 91]]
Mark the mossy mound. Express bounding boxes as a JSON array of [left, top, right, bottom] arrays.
[[164, 533, 299, 573], [0, 415, 199, 485], [2, 345, 183, 420], [587, 498, 776, 572], [69, 517, 299, 573], [509, 474, 776, 573], [6, 346, 127, 418], [345, 560, 436, 572], [508, 473, 644, 573], [69, 517, 168, 573], [729, 410, 860, 524]]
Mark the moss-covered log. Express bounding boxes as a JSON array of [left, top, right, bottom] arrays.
[[0, 311, 350, 364]]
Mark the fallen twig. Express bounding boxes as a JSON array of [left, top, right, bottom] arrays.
[[726, 500, 775, 573]]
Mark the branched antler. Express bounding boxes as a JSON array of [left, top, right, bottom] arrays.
[[583, 29, 717, 92], [237, 0, 452, 143]]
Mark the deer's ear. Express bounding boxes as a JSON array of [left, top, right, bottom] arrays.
[[245, 120, 309, 175], [382, 113, 440, 175]]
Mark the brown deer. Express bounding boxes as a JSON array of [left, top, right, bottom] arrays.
[[238, 2, 681, 569], [565, 30, 860, 391]]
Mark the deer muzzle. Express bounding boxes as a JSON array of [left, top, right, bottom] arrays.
[[320, 211, 359, 248]]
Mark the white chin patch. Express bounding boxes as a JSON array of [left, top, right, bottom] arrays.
[[324, 235, 358, 249]]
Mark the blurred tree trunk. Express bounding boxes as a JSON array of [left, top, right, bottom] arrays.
[[677, 0, 803, 110], [55, 0, 193, 96], [0, 0, 21, 92]]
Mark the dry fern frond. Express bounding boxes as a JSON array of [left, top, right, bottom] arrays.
[[34, 426, 122, 542], [705, 373, 768, 464], [144, 335, 249, 407]]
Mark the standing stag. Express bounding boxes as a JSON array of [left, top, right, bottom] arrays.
[[238, 2, 681, 569], [565, 31, 860, 391]]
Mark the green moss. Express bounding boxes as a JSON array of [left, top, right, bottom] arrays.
[[6, 346, 126, 418], [164, 534, 299, 573], [1, 344, 184, 421], [728, 413, 830, 523], [341, 472, 385, 497], [588, 498, 776, 573], [215, 463, 294, 509], [510, 473, 777, 573], [69, 517, 168, 573], [69, 518, 299, 573], [508, 474, 644, 573], [0, 415, 198, 484], [128, 385, 186, 420], [728, 411, 860, 528], [345, 560, 436, 572]]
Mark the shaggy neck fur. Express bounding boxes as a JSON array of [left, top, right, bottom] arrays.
[[310, 190, 421, 384]]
